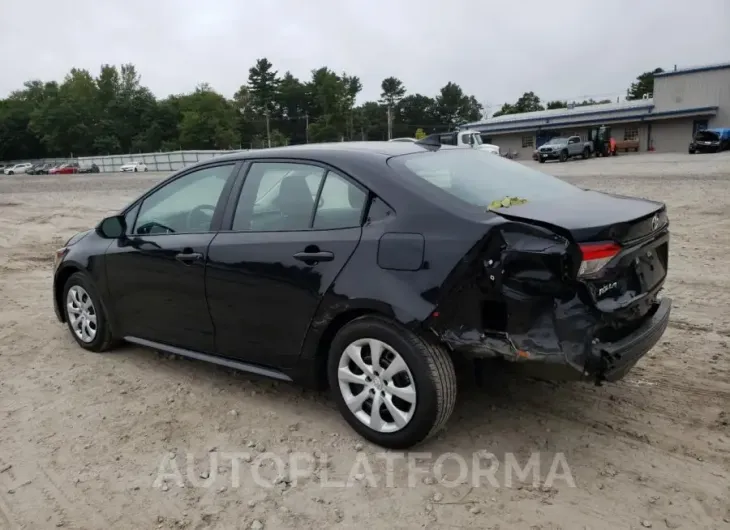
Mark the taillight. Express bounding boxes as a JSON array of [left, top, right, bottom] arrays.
[[578, 242, 621, 277]]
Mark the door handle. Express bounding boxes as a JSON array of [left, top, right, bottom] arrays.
[[293, 251, 334, 263], [175, 251, 203, 263]]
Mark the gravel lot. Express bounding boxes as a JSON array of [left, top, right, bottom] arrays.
[[1, 152, 729, 530]]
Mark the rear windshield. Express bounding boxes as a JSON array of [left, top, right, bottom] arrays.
[[388, 149, 580, 208], [695, 130, 720, 142]]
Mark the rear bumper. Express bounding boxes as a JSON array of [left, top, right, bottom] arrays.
[[443, 297, 672, 384], [594, 297, 671, 382]]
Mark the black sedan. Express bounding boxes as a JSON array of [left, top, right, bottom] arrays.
[[52, 141, 671, 448]]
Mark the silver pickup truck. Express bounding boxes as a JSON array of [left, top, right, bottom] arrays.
[[537, 135, 593, 163]]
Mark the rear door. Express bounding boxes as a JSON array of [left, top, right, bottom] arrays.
[[104, 162, 239, 352], [206, 160, 367, 368]]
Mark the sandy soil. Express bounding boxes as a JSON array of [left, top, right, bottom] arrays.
[[0, 153, 729, 530]]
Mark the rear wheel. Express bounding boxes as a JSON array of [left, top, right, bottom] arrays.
[[327, 315, 457, 449], [582, 147, 590, 159]]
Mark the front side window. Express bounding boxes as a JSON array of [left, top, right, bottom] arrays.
[[133, 164, 234, 235], [388, 149, 580, 209]]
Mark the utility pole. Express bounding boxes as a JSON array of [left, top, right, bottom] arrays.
[[265, 111, 271, 148], [305, 113, 309, 144], [387, 106, 393, 140]]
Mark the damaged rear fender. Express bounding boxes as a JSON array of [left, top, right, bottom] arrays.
[[429, 221, 603, 377]]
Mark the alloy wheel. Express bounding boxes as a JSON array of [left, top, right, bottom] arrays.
[[337, 338, 417, 433], [66, 285, 97, 343]]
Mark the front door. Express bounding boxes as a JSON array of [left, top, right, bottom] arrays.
[[105, 162, 239, 352], [206, 160, 366, 368]]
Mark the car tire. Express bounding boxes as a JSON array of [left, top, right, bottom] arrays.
[[559, 150, 568, 162], [134, 167, 138, 172], [7, 171, 13, 175], [538, 158, 546, 163], [582, 147, 590, 159], [327, 315, 457, 449], [62, 272, 115, 353]]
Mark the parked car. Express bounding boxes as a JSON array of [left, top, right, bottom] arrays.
[[689, 128, 730, 154], [0, 164, 9, 173], [78, 162, 100, 174], [27, 163, 52, 175], [120, 161, 148, 172], [49, 162, 80, 175], [52, 142, 671, 448], [4, 162, 33, 175], [537, 136, 594, 163]]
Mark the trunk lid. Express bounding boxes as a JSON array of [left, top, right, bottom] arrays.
[[490, 190, 666, 243], [489, 190, 669, 318]]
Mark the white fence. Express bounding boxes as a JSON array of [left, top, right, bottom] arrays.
[[78, 150, 241, 173], [1, 149, 244, 174]]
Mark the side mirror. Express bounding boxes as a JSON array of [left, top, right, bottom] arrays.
[[96, 215, 126, 239]]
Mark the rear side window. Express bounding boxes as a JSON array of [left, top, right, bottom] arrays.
[[233, 162, 325, 232], [388, 149, 580, 208], [312, 172, 367, 230], [232, 162, 368, 232]]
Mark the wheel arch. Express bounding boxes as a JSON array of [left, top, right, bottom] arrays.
[[54, 264, 84, 323], [54, 263, 116, 335], [296, 298, 428, 389]]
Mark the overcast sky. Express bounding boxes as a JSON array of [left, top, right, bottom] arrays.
[[2, 0, 729, 108]]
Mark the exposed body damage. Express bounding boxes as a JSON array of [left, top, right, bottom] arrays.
[[431, 219, 671, 384]]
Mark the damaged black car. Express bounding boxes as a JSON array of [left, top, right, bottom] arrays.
[[52, 141, 671, 449]]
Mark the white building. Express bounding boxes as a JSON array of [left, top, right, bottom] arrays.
[[460, 61, 730, 157]]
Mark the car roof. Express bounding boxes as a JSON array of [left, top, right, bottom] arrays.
[[203, 141, 461, 166]]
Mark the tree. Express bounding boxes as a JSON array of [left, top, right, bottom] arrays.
[[546, 100, 568, 109], [433, 82, 483, 128], [0, 59, 489, 158], [492, 91, 544, 117], [380, 77, 406, 107], [380, 77, 406, 139], [247, 58, 280, 115], [626, 68, 664, 100], [414, 128, 426, 139]]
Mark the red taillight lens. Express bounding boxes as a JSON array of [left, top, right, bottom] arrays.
[[578, 242, 621, 277]]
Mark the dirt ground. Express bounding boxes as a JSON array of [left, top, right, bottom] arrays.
[[0, 152, 728, 530]]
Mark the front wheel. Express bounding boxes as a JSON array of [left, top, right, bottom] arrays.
[[134, 167, 138, 172], [539, 157, 546, 163], [7, 171, 13, 175], [559, 150, 568, 162], [63, 272, 116, 352], [327, 315, 457, 449]]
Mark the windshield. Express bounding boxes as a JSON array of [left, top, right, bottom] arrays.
[[388, 149, 580, 208], [471, 133, 483, 145], [546, 137, 569, 145]]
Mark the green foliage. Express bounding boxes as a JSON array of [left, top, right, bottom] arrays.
[[626, 68, 664, 100], [414, 128, 426, 140], [488, 197, 528, 210], [0, 60, 484, 159]]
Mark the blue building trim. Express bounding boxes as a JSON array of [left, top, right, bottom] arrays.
[[655, 62, 730, 78], [472, 106, 718, 135], [461, 103, 655, 129]]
